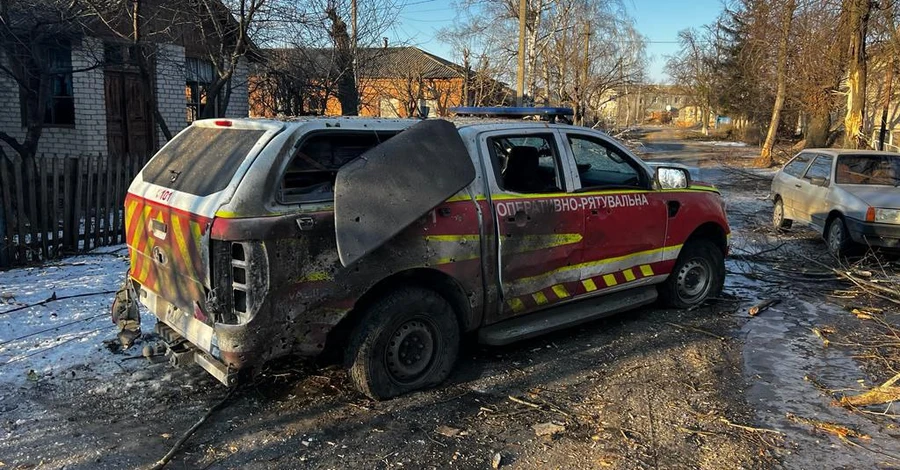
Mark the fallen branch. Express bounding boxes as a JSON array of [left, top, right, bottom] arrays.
[[149, 387, 238, 470], [786, 413, 870, 441], [508, 395, 571, 418], [0, 290, 117, 315], [748, 299, 780, 316], [665, 322, 726, 341], [717, 417, 783, 435], [838, 387, 900, 408]]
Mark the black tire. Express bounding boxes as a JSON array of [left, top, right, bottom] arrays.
[[825, 216, 852, 258], [345, 287, 460, 400], [773, 198, 792, 230], [659, 239, 725, 308]]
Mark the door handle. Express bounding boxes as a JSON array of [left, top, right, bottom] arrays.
[[666, 200, 681, 217]]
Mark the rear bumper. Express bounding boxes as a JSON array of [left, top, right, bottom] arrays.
[[135, 281, 258, 383], [845, 218, 900, 249]]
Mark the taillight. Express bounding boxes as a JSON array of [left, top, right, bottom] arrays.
[[224, 241, 268, 324], [231, 242, 248, 315]]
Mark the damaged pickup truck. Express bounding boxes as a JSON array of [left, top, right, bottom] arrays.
[[122, 110, 730, 399]]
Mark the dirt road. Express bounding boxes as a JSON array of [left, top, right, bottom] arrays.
[[1, 127, 898, 469]]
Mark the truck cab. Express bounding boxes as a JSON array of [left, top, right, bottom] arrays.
[[125, 110, 729, 399]]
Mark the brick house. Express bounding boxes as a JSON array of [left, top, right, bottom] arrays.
[[250, 46, 510, 118], [0, 2, 250, 161]]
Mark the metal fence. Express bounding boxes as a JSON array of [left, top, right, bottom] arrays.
[[0, 154, 148, 268]]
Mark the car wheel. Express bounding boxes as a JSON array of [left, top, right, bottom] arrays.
[[345, 287, 459, 400], [825, 216, 852, 258], [773, 198, 792, 230], [659, 239, 725, 308]]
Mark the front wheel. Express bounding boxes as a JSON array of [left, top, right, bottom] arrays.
[[659, 239, 725, 308], [345, 287, 460, 400], [773, 198, 792, 231], [825, 216, 852, 258]]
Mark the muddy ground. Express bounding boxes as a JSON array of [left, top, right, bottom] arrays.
[[1, 127, 899, 469]]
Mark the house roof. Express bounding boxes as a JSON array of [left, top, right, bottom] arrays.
[[262, 47, 465, 80]]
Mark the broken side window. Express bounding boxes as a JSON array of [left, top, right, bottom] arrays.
[[279, 131, 397, 203]]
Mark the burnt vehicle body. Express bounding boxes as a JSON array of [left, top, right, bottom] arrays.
[[125, 113, 730, 399]]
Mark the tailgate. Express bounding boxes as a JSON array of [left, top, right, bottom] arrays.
[[125, 120, 282, 317], [126, 195, 212, 315]]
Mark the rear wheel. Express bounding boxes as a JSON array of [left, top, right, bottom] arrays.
[[825, 216, 852, 258], [659, 239, 725, 308], [345, 287, 459, 400], [773, 198, 792, 230]]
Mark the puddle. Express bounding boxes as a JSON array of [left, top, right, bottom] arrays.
[[734, 271, 900, 468]]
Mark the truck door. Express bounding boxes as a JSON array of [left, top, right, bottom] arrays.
[[480, 130, 584, 322], [561, 131, 668, 290]]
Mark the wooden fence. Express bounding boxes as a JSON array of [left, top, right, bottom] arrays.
[[0, 154, 149, 268]]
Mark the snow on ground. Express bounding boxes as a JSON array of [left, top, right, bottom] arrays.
[[0, 245, 153, 386]]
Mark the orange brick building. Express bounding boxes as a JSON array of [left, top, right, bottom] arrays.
[[250, 47, 510, 118]]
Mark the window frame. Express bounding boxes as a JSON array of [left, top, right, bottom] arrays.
[[563, 131, 651, 191], [783, 153, 814, 179], [483, 130, 569, 195], [185, 57, 217, 123], [802, 154, 833, 183], [19, 41, 75, 128]]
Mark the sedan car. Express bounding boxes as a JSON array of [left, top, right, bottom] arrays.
[[771, 149, 900, 256]]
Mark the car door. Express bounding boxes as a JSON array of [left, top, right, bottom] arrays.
[[795, 154, 833, 229], [561, 131, 668, 291], [479, 129, 585, 322], [775, 153, 814, 220]]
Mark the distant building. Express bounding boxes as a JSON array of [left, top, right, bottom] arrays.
[[250, 46, 512, 118], [595, 85, 703, 128]]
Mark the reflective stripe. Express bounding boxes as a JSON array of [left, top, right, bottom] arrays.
[[508, 297, 526, 312], [582, 279, 597, 292], [623, 268, 636, 282], [552, 284, 570, 298], [640, 264, 654, 276], [603, 274, 618, 287], [532, 291, 548, 305]]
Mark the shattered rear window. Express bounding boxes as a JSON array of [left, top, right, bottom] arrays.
[[142, 127, 267, 197], [279, 131, 396, 203]]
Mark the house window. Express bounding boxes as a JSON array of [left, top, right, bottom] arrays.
[[20, 43, 75, 126], [186, 57, 216, 123]]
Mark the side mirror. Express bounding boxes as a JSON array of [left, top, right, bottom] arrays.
[[809, 176, 828, 187], [656, 166, 690, 190]]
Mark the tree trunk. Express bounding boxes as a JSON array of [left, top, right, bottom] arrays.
[[879, 60, 895, 150], [843, 0, 871, 149], [327, 7, 359, 115], [758, 0, 796, 167], [526, 0, 542, 101], [805, 90, 832, 148]]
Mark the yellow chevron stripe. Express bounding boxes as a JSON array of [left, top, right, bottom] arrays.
[[508, 297, 525, 313], [623, 268, 636, 282], [532, 291, 548, 305], [170, 214, 196, 281], [552, 284, 569, 299], [582, 278, 597, 292], [640, 264, 654, 276], [603, 274, 618, 287], [513, 244, 683, 286]]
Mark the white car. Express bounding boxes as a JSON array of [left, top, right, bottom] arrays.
[[770, 149, 900, 255]]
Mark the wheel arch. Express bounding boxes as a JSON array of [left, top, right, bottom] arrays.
[[684, 221, 728, 255], [325, 268, 475, 357]]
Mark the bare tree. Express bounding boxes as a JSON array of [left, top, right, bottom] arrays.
[[757, 0, 796, 167], [841, 0, 872, 149], [665, 27, 720, 135]]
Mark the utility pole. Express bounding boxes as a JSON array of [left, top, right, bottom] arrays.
[[516, 0, 526, 106], [463, 47, 471, 107], [581, 21, 590, 125], [351, 0, 358, 92]]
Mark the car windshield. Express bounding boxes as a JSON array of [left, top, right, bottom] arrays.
[[835, 154, 900, 186]]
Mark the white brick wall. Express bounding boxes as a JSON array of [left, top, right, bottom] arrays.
[[226, 58, 250, 119], [155, 43, 187, 147], [0, 37, 107, 158]]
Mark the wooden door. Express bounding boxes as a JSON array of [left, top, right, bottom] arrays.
[[105, 70, 154, 158]]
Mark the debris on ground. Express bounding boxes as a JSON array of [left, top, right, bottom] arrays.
[[748, 299, 780, 316], [532, 422, 566, 437], [435, 425, 462, 437], [786, 413, 871, 442]]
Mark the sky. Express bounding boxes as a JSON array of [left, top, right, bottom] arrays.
[[387, 0, 725, 83]]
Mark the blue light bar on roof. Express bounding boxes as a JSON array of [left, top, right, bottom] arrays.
[[449, 106, 575, 118]]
